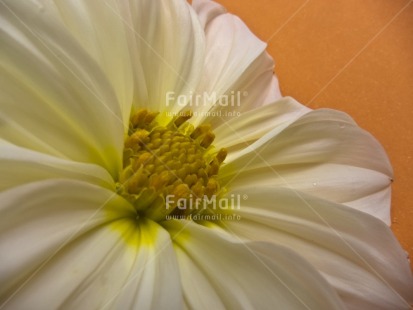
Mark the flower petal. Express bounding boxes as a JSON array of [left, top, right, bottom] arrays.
[[51, 0, 135, 123], [0, 0, 124, 176], [60, 219, 182, 310], [226, 187, 413, 309], [214, 97, 310, 155], [0, 139, 114, 191], [191, 0, 281, 125], [114, 0, 205, 116], [221, 108, 393, 223], [192, 0, 226, 29], [0, 179, 182, 309], [163, 220, 345, 309]]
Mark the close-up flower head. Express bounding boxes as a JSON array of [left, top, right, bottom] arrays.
[[0, 0, 412, 309]]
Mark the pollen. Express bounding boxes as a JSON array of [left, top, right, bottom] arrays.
[[117, 109, 227, 222]]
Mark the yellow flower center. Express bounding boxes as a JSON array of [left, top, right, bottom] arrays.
[[117, 109, 227, 222]]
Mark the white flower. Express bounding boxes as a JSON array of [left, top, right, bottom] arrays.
[[0, 0, 412, 309]]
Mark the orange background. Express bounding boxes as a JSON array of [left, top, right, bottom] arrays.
[[216, 0, 413, 269]]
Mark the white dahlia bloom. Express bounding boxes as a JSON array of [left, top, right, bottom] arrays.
[[0, 0, 412, 309]]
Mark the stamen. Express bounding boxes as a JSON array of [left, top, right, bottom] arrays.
[[118, 109, 227, 221]]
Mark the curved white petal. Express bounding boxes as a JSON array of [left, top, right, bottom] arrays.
[[191, 0, 281, 125], [62, 220, 182, 310], [225, 187, 413, 309], [114, 0, 205, 117], [51, 0, 135, 124], [221, 108, 393, 223], [0, 179, 182, 309], [163, 220, 345, 310], [0, 0, 124, 177], [0, 139, 114, 191], [214, 96, 311, 155], [192, 0, 226, 29]]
